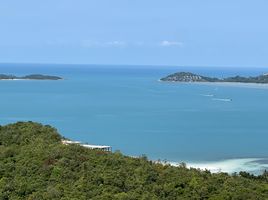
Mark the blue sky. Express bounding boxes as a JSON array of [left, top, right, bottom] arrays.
[[0, 0, 267, 67]]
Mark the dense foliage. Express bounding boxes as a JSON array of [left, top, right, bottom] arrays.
[[1, 122, 268, 199], [0, 74, 62, 80], [161, 71, 268, 83]]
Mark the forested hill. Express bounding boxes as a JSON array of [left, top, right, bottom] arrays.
[[160, 72, 268, 83], [0, 74, 62, 80], [1, 122, 268, 199]]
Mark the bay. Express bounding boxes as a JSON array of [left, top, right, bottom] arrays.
[[1, 63, 268, 173]]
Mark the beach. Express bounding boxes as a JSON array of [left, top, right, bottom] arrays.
[[159, 79, 268, 89]]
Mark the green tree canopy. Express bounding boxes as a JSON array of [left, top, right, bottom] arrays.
[[0, 122, 268, 199]]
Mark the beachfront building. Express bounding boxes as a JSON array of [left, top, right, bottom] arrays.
[[81, 144, 112, 152], [62, 140, 112, 152]]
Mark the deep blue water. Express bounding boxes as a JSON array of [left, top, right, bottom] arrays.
[[1, 63, 268, 173]]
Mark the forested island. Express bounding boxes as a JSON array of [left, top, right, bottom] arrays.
[[160, 72, 268, 84], [1, 122, 268, 199], [0, 74, 62, 80]]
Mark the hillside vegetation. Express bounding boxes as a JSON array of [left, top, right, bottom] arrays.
[[1, 122, 268, 199], [160, 72, 268, 83], [0, 74, 62, 80]]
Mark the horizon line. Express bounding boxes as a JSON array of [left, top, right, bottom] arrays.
[[0, 62, 268, 69]]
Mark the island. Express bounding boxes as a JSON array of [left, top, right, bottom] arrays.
[[0, 74, 62, 80], [160, 72, 268, 84]]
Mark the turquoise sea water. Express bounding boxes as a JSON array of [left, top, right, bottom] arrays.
[[1, 63, 268, 173]]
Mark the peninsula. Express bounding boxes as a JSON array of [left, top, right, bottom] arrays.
[[1, 122, 268, 199], [160, 72, 268, 84], [0, 74, 62, 80]]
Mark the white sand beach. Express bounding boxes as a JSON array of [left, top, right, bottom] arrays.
[[160, 80, 268, 89], [169, 158, 268, 174]]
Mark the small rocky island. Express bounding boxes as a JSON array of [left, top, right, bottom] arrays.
[[160, 72, 268, 84], [0, 74, 62, 80]]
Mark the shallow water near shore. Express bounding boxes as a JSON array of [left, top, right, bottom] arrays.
[[0, 63, 268, 174]]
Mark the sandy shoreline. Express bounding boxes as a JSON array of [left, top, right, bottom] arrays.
[[159, 79, 268, 89], [0, 79, 28, 81], [164, 158, 268, 175], [0, 78, 63, 81]]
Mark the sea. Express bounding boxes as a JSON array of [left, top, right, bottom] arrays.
[[1, 63, 268, 174]]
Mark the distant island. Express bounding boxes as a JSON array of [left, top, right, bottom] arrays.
[[0, 74, 62, 80], [160, 72, 268, 84]]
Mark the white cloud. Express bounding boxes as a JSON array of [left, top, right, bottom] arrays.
[[106, 41, 126, 47], [160, 40, 183, 47], [47, 39, 186, 48], [81, 40, 127, 48]]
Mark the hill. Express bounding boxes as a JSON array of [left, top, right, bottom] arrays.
[[160, 72, 268, 83], [0, 74, 62, 80], [1, 122, 268, 199]]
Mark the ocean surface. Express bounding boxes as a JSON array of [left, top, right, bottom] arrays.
[[1, 63, 268, 174]]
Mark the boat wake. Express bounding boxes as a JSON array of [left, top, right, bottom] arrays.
[[212, 98, 232, 102], [201, 94, 214, 97]]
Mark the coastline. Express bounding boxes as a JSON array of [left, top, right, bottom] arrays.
[[158, 79, 268, 89], [165, 157, 268, 175], [0, 79, 27, 81], [0, 78, 63, 81]]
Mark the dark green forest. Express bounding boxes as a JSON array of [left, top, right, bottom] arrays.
[[161, 72, 268, 84], [1, 122, 268, 199]]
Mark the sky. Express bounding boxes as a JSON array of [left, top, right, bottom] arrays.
[[0, 0, 267, 67]]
